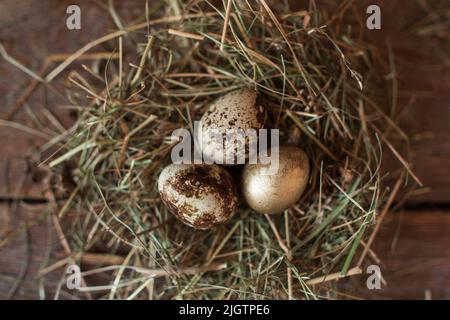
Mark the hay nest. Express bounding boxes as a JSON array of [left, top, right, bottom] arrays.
[[44, 0, 407, 299]]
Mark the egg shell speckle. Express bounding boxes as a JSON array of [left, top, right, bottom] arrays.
[[197, 88, 264, 164], [158, 164, 238, 230]]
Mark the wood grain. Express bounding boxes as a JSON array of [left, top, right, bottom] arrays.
[[0, 0, 449, 300], [339, 211, 450, 300]]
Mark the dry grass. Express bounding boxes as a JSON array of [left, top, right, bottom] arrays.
[[2, 0, 415, 299]]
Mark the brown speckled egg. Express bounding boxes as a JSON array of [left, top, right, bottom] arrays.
[[158, 164, 238, 230], [197, 88, 264, 165], [241, 146, 310, 214]]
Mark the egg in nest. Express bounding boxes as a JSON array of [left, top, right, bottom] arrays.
[[241, 146, 310, 214], [158, 164, 238, 230], [196, 88, 265, 165]]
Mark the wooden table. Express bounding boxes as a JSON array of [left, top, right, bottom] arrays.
[[0, 0, 449, 299]]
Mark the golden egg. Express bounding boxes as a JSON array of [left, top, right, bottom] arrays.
[[241, 146, 310, 214]]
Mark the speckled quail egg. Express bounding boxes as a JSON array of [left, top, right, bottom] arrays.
[[158, 164, 238, 230], [196, 88, 264, 165], [241, 146, 310, 214]]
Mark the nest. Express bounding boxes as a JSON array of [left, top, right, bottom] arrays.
[[43, 0, 407, 299]]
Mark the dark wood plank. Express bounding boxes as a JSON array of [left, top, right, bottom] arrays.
[[0, 0, 148, 199], [0, 203, 59, 299], [362, 0, 450, 203], [0, 1, 114, 199], [339, 210, 450, 299]]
